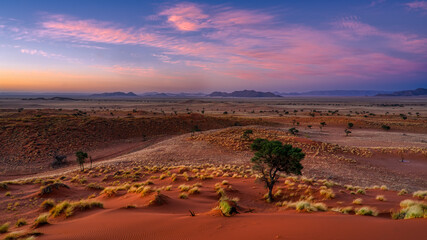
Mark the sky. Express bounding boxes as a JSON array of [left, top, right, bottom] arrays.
[[0, 0, 426, 93]]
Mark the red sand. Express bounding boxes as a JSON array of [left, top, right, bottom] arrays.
[[39, 210, 426, 240]]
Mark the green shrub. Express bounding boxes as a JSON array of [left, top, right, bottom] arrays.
[[320, 189, 335, 199], [355, 207, 378, 216], [376, 195, 386, 201], [393, 200, 427, 219], [356, 188, 366, 195], [0, 222, 10, 233], [413, 190, 427, 200], [33, 213, 49, 228], [179, 193, 188, 199], [398, 189, 408, 196], [188, 187, 200, 195], [40, 199, 56, 210], [15, 218, 27, 227]]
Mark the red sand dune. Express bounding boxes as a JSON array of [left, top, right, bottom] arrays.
[[39, 210, 426, 240]]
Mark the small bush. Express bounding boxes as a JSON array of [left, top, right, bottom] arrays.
[[40, 199, 56, 210], [219, 199, 238, 216], [49, 201, 70, 217], [178, 184, 191, 192], [140, 186, 153, 197], [33, 213, 49, 228], [413, 190, 427, 200], [393, 200, 427, 219], [179, 193, 188, 199], [380, 185, 388, 191], [101, 187, 118, 197], [15, 218, 27, 227], [188, 187, 200, 195], [352, 198, 363, 205], [0, 222, 10, 233], [331, 206, 353, 214], [320, 189, 335, 199], [356, 188, 366, 195], [50, 200, 103, 218], [86, 183, 105, 190], [39, 182, 70, 196], [398, 189, 408, 196], [376, 195, 386, 201], [287, 201, 327, 212], [355, 207, 378, 216]]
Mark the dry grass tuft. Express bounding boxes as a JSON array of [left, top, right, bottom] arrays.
[[355, 206, 378, 216], [33, 213, 49, 228], [0, 222, 10, 233], [413, 190, 427, 200], [376, 195, 386, 201], [40, 199, 56, 210], [319, 189, 335, 199]]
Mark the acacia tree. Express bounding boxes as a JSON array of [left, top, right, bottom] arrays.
[[75, 151, 88, 171], [251, 139, 305, 202]]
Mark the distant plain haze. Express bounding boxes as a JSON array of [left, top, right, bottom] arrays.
[[0, 0, 426, 93]]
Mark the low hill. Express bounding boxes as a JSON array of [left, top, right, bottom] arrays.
[[376, 88, 427, 96], [279, 90, 391, 96], [91, 92, 138, 97], [209, 90, 281, 98]]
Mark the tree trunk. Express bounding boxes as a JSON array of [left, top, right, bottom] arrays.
[[267, 184, 274, 202]]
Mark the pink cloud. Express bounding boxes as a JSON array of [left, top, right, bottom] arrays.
[[159, 3, 208, 31], [38, 15, 156, 44], [333, 17, 427, 55], [405, 1, 427, 10], [91, 64, 157, 78]]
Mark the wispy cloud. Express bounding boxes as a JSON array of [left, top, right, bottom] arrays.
[[19, 48, 81, 63], [405, 1, 427, 11], [333, 16, 427, 55]]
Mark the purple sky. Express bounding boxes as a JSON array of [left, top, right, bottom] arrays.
[[0, 0, 426, 93]]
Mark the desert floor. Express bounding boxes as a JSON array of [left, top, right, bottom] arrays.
[[0, 96, 426, 239]]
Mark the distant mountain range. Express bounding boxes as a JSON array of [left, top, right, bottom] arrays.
[[376, 88, 427, 96], [208, 90, 281, 98], [90, 92, 138, 97], [2, 88, 426, 98], [277, 90, 392, 96], [140, 92, 206, 97]]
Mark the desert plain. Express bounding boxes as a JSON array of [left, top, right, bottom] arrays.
[[0, 96, 426, 240]]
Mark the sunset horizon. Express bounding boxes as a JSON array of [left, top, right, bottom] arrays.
[[1, 0, 426, 93]]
